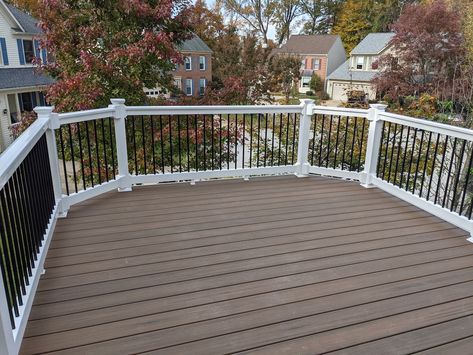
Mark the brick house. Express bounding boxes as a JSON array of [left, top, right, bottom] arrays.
[[145, 35, 212, 98], [271, 35, 346, 94]]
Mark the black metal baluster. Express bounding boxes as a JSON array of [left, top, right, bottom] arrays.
[[405, 128, 418, 190], [399, 126, 411, 188], [310, 115, 317, 166], [263, 113, 268, 167], [357, 118, 366, 172], [58, 126, 69, 195], [168, 116, 174, 174], [426, 134, 440, 201], [108, 118, 116, 179], [219, 114, 223, 170], [186, 115, 191, 172], [291, 113, 297, 165], [211, 115, 215, 170], [419, 132, 433, 198], [151, 116, 156, 174], [256, 114, 261, 167], [387, 124, 398, 183], [278, 113, 283, 166], [203, 115, 206, 171], [393, 125, 404, 186], [382, 122, 392, 179], [451, 139, 466, 212], [434, 135, 449, 205], [194, 115, 199, 172], [84, 121, 94, 184], [235, 114, 238, 170], [141, 115, 147, 174], [333, 116, 341, 169], [177, 115, 182, 173], [349, 117, 357, 170], [100, 120, 109, 181], [341, 116, 349, 170], [92, 120, 101, 183], [442, 137, 457, 208], [249, 114, 253, 168], [412, 130, 425, 194], [75, 123, 86, 190], [377, 121, 387, 178], [460, 143, 473, 216], [285, 113, 290, 165], [227, 114, 230, 169], [159, 116, 165, 174], [242, 114, 246, 168]]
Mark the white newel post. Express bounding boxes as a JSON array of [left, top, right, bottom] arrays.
[[295, 99, 315, 177], [360, 103, 388, 188], [109, 98, 132, 192], [35, 107, 67, 217]]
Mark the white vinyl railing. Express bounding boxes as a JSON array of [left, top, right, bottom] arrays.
[[1, 99, 473, 354]]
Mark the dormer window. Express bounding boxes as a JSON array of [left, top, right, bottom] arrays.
[[356, 56, 364, 70]]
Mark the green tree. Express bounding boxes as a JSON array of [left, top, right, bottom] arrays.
[[269, 54, 302, 103], [309, 73, 323, 93], [300, 0, 344, 34], [274, 0, 302, 45]]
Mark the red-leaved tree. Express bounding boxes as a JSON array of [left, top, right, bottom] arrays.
[[37, 0, 193, 112]]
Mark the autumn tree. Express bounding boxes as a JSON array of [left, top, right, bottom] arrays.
[[37, 0, 193, 112], [373, 1, 466, 104], [274, 0, 302, 45], [269, 54, 301, 103], [222, 0, 277, 45], [300, 0, 344, 34], [8, 0, 41, 16]]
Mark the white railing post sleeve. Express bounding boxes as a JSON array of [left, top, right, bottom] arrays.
[[295, 99, 315, 177], [360, 104, 387, 188], [35, 107, 67, 217], [109, 98, 132, 192]]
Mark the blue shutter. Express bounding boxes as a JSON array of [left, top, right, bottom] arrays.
[[0, 38, 8, 65], [33, 39, 40, 58], [39, 92, 46, 106], [41, 48, 47, 64], [31, 92, 37, 108], [17, 39, 25, 65]]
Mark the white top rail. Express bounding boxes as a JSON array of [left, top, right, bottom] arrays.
[[57, 107, 115, 125], [0, 116, 49, 191], [379, 111, 473, 142], [312, 106, 369, 118], [126, 104, 304, 116]]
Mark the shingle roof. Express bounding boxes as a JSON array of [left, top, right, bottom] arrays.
[[4, 2, 42, 34], [272, 35, 340, 55], [0, 68, 54, 90], [351, 32, 395, 55], [327, 59, 378, 82], [178, 35, 212, 53]]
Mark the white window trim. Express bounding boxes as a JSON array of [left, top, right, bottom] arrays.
[[199, 78, 206, 95], [185, 56, 192, 71], [356, 56, 364, 70], [186, 79, 193, 96], [313, 58, 321, 71], [199, 56, 206, 71]]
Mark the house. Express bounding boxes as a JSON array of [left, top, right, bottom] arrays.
[[0, 0, 53, 151], [327, 32, 395, 102], [145, 35, 212, 98], [271, 34, 346, 93]]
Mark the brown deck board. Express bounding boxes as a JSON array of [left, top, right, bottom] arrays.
[[20, 175, 473, 354]]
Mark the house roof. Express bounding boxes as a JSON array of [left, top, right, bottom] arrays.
[[327, 59, 378, 83], [272, 34, 340, 55], [0, 68, 54, 90], [178, 35, 212, 53], [351, 32, 395, 55], [3, 2, 42, 34]]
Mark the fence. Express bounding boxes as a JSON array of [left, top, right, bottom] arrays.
[[0, 99, 473, 354]]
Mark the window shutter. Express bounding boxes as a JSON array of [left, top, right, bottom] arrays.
[[0, 38, 8, 65], [17, 39, 25, 65], [41, 49, 47, 64], [31, 92, 37, 108], [34, 39, 40, 58]]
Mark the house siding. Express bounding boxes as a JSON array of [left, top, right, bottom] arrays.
[[174, 51, 212, 97]]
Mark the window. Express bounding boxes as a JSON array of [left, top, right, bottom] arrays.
[[313, 58, 321, 70], [7, 94, 18, 124], [185, 79, 193, 96], [19, 92, 35, 111], [22, 40, 35, 64], [174, 78, 182, 89], [199, 56, 206, 70], [0, 38, 8, 66], [184, 56, 192, 71], [199, 78, 206, 96], [356, 56, 364, 70], [301, 77, 311, 88]]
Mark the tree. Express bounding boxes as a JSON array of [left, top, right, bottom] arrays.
[[274, 0, 302, 45], [373, 1, 466, 104], [309, 73, 323, 93], [9, 0, 41, 16], [269, 54, 301, 103], [37, 0, 193, 112], [331, 0, 373, 54], [300, 0, 344, 34], [222, 0, 277, 45]]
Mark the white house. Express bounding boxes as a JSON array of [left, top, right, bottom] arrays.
[[327, 33, 395, 102], [0, 1, 53, 152]]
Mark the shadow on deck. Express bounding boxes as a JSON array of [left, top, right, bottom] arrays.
[[20, 175, 473, 354]]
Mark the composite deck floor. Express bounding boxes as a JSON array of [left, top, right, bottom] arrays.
[[20, 175, 473, 354]]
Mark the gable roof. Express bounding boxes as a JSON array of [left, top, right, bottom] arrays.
[[178, 34, 212, 53], [272, 35, 340, 55], [2, 1, 41, 34], [327, 59, 378, 82], [351, 32, 395, 55]]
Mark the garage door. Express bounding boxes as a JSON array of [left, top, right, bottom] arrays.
[[331, 83, 349, 101]]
